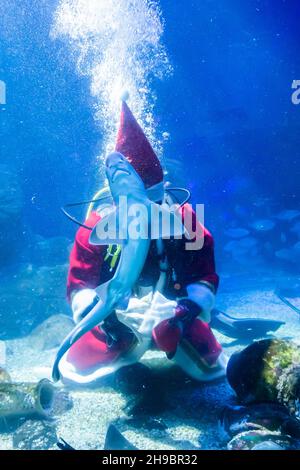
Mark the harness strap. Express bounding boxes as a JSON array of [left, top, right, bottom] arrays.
[[155, 238, 169, 293]]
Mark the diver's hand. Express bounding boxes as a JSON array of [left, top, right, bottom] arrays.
[[152, 298, 199, 355], [71, 288, 99, 324], [152, 286, 215, 354]]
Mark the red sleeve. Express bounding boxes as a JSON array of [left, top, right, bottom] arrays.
[[178, 204, 219, 291], [67, 211, 105, 302]]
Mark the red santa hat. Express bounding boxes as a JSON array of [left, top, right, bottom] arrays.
[[115, 99, 164, 201]]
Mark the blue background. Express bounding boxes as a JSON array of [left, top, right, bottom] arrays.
[[0, 0, 299, 241]]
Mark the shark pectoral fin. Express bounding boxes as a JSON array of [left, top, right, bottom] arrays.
[[89, 209, 126, 245], [150, 203, 186, 239]]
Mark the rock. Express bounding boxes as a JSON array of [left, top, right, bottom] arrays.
[[28, 314, 74, 351], [26, 235, 71, 267], [227, 429, 298, 450], [251, 441, 285, 450], [0, 367, 11, 383], [227, 339, 300, 416], [0, 264, 70, 339], [13, 420, 58, 450], [219, 403, 300, 439], [0, 341, 6, 368], [0, 164, 23, 265]]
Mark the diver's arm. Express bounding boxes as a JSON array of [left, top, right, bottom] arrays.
[[185, 231, 218, 323], [178, 204, 219, 323], [67, 211, 105, 321]]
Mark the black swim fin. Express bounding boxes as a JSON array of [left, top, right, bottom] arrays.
[[210, 309, 285, 339], [104, 424, 138, 451]]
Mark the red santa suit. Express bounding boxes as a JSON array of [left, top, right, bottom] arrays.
[[60, 101, 227, 384]]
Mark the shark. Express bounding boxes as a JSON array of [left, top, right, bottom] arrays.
[[52, 152, 185, 382]]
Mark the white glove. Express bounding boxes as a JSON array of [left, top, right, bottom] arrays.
[[138, 292, 177, 337], [71, 288, 98, 324], [186, 283, 215, 323]]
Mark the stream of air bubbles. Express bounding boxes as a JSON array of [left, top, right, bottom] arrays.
[[51, 0, 172, 160]]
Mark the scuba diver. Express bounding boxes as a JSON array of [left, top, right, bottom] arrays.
[[58, 99, 228, 384]]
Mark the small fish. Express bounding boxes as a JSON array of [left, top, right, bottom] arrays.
[[290, 221, 300, 237], [276, 248, 294, 262], [224, 228, 249, 239], [224, 237, 258, 253], [280, 232, 287, 243], [275, 210, 300, 222], [249, 219, 275, 232]]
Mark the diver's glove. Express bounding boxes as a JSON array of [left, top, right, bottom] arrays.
[[152, 299, 198, 354], [152, 284, 215, 355], [71, 288, 99, 324]]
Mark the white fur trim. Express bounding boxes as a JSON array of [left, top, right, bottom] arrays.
[[172, 349, 228, 382], [71, 289, 97, 324], [120, 90, 129, 102], [186, 283, 215, 323], [58, 337, 151, 386]]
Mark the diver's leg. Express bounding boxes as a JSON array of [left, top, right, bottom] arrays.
[[172, 319, 228, 382], [59, 324, 138, 384]]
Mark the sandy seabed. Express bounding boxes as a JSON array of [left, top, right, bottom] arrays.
[[1, 269, 299, 450]]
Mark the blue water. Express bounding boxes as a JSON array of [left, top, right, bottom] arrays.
[[0, 0, 300, 451], [1, 0, 299, 240]]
